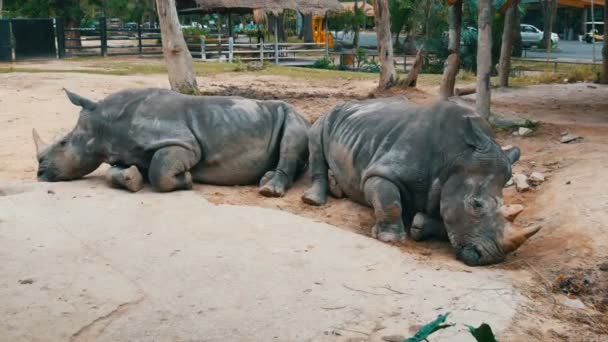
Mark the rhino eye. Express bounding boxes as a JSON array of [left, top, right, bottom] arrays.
[[472, 199, 484, 210], [59, 140, 67, 147]]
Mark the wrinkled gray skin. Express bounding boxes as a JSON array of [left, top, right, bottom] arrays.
[[302, 98, 538, 266], [34, 88, 310, 196]]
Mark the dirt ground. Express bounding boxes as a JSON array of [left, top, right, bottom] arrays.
[[1, 61, 608, 341]]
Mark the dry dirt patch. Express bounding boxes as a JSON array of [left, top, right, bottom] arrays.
[[1, 70, 608, 340]]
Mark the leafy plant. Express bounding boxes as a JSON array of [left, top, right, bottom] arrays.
[[466, 323, 498, 342], [405, 313, 454, 342], [360, 61, 380, 73], [182, 27, 206, 38], [313, 57, 336, 70], [232, 57, 245, 72]]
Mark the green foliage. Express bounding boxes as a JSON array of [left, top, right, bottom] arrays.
[[232, 58, 245, 72], [328, 8, 364, 34], [360, 61, 380, 73], [182, 27, 206, 37], [466, 323, 498, 342], [312, 56, 336, 70], [405, 313, 454, 342]]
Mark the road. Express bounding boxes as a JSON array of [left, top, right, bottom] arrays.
[[525, 40, 605, 62], [339, 31, 604, 63]]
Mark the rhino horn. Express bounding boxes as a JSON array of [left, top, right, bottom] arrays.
[[501, 224, 541, 254], [32, 128, 48, 157]]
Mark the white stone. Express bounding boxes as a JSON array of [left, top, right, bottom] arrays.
[[513, 173, 530, 192], [529, 172, 545, 184], [518, 127, 533, 137], [561, 133, 581, 143]]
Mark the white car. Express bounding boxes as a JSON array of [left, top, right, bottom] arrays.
[[521, 24, 559, 47]]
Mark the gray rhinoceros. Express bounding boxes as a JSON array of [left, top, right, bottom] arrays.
[[302, 98, 540, 266], [33, 88, 310, 196]]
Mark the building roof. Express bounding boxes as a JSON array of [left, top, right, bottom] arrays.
[[522, 0, 605, 7], [190, 0, 342, 14], [340, 2, 375, 17]]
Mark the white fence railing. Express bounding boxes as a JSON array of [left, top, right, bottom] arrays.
[[191, 37, 329, 64]]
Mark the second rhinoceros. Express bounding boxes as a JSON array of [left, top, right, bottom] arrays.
[[302, 98, 540, 266], [33, 88, 310, 196]]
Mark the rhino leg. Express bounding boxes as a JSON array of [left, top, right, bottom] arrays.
[[302, 122, 329, 206], [327, 169, 344, 198], [259, 110, 308, 198], [364, 176, 406, 243], [148, 146, 199, 192], [106, 165, 144, 193], [410, 212, 448, 241]]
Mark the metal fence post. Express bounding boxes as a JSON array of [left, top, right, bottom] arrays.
[[99, 17, 107, 57], [274, 19, 279, 64], [228, 36, 234, 63], [257, 41, 262, 62], [55, 17, 65, 59], [138, 23, 143, 55], [200, 37, 206, 60]]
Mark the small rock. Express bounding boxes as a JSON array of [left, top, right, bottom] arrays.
[[566, 181, 571, 185], [505, 177, 514, 187], [502, 145, 514, 150], [47, 190, 55, 195], [501, 204, 525, 222], [560, 134, 581, 143], [529, 172, 545, 185], [561, 295, 586, 310], [18, 279, 34, 285], [513, 173, 530, 192], [382, 335, 406, 342], [512, 131, 519, 136], [518, 127, 533, 137], [560, 131, 569, 136], [246, 61, 264, 71], [587, 85, 597, 89], [599, 262, 608, 272]]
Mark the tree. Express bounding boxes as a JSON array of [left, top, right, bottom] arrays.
[[353, 0, 360, 48], [476, 0, 492, 119], [373, 0, 397, 89], [155, 0, 199, 95], [388, 0, 416, 51], [539, 0, 557, 51], [498, 0, 519, 87], [602, 0, 608, 84], [439, 0, 463, 99], [299, 12, 313, 43]]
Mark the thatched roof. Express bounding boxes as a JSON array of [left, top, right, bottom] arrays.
[[192, 0, 342, 14]]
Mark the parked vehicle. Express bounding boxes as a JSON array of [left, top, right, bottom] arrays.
[[521, 24, 559, 47], [583, 22, 605, 43]]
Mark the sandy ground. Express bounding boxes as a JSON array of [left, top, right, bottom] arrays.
[[1, 66, 608, 341]]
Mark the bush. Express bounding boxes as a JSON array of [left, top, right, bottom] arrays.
[[360, 61, 380, 73], [313, 57, 336, 70], [182, 27, 206, 37]]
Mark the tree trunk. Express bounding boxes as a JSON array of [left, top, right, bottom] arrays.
[[65, 17, 82, 48], [373, 0, 396, 89], [602, 0, 608, 84], [498, 0, 518, 87], [439, 0, 463, 100], [401, 46, 424, 87], [353, 0, 360, 48], [512, 3, 522, 57], [277, 13, 287, 42], [540, 0, 557, 50], [155, 0, 199, 95], [0, 0, 3, 18], [476, 0, 492, 120]]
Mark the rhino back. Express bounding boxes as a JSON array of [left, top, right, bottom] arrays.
[[322, 99, 476, 207], [97, 89, 287, 184]]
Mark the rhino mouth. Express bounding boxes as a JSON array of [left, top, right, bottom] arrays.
[[37, 167, 58, 182], [456, 242, 505, 266]]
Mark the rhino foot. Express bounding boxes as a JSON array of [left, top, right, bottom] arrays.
[[259, 171, 288, 198], [371, 223, 406, 243], [123, 166, 144, 193], [409, 212, 448, 241]]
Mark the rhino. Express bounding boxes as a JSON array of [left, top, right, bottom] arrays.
[[33, 88, 310, 196], [302, 98, 540, 266]]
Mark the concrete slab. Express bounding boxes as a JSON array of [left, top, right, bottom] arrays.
[[0, 181, 521, 341]]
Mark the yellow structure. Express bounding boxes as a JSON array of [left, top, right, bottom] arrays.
[[312, 16, 334, 48]]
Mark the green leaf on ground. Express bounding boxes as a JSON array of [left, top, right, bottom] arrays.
[[466, 323, 498, 342], [405, 312, 454, 342]]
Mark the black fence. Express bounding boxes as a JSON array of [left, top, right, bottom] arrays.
[[62, 17, 163, 58]]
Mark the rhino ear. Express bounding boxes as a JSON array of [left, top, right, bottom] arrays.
[[64, 88, 97, 111], [503, 146, 521, 165], [464, 116, 491, 151]]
